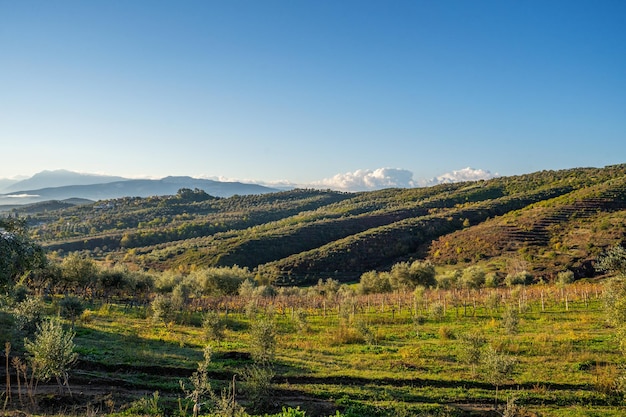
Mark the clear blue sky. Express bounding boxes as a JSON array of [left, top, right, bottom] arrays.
[[1, 0, 625, 188]]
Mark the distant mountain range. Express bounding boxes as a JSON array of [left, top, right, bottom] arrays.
[[0, 170, 280, 206], [1, 170, 128, 193]]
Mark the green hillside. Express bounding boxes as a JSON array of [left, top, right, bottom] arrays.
[[15, 164, 626, 284]]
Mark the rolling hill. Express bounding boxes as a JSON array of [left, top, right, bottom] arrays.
[[14, 164, 626, 285]]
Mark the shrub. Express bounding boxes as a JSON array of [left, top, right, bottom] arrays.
[[13, 296, 44, 339], [438, 326, 455, 340], [504, 271, 533, 287], [556, 270, 575, 286], [24, 318, 78, 394], [241, 363, 275, 413], [180, 345, 213, 416], [249, 317, 276, 365], [389, 261, 436, 290], [358, 270, 392, 294], [355, 319, 375, 345], [436, 270, 460, 290], [203, 310, 225, 343], [190, 266, 252, 296], [502, 305, 520, 334], [483, 346, 516, 408], [459, 332, 486, 376], [293, 308, 309, 333], [151, 294, 175, 324], [59, 296, 85, 328], [460, 266, 486, 289], [429, 302, 445, 321]]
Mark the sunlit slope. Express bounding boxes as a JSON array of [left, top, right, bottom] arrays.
[[27, 164, 626, 284]]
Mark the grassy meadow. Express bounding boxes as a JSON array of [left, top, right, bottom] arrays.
[[4, 281, 624, 417]]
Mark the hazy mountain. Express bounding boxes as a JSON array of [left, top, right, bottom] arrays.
[[0, 176, 280, 205], [0, 178, 20, 193], [3, 170, 128, 193]]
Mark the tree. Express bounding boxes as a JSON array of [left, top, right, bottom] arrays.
[[202, 311, 225, 344], [460, 266, 486, 289], [501, 305, 520, 334], [180, 345, 213, 417], [59, 253, 98, 291], [459, 332, 486, 377], [596, 246, 626, 328], [59, 296, 85, 329], [249, 317, 276, 365], [596, 245, 626, 276], [389, 260, 436, 290], [358, 270, 392, 294], [483, 346, 516, 409], [24, 318, 78, 395], [0, 218, 46, 289]]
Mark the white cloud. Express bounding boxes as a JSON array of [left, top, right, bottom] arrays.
[[420, 167, 498, 186], [198, 167, 497, 192], [6, 193, 40, 198], [312, 168, 416, 192]]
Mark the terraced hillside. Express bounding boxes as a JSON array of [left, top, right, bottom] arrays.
[[13, 164, 626, 284]]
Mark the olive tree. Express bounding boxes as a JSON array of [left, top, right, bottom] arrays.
[[0, 218, 46, 290], [24, 318, 78, 395], [596, 246, 626, 355], [483, 346, 516, 409], [389, 260, 436, 290]]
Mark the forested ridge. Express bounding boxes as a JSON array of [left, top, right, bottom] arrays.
[[9, 164, 626, 284]]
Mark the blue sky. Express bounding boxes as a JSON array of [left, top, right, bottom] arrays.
[[1, 0, 625, 190]]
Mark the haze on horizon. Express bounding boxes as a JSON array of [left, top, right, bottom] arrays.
[[1, 1, 625, 189]]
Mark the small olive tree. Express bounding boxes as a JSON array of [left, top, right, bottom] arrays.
[[459, 332, 486, 377], [596, 246, 626, 355], [501, 305, 520, 335], [180, 345, 213, 417], [202, 310, 226, 344], [59, 296, 85, 329], [483, 346, 516, 409], [24, 318, 78, 395], [243, 317, 277, 413], [249, 317, 276, 365]]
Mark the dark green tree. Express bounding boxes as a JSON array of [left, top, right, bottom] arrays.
[[0, 218, 46, 290]]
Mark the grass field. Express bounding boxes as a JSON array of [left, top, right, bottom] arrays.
[[3, 281, 624, 416]]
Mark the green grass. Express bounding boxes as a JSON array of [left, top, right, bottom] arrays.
[[2, 284, 624, 416]]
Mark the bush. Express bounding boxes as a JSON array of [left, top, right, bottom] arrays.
[[389, 261, 436, 290], [151, 294, 175, 324], [203, 310, 226, 343], [241, 363, 275, 413], [13, 296, 44, 338], [502, 305, 520, 334], [459, 332, 486, 376], [460, 266, 486, 289], [483, 346, 516, 407], [429, 302, 445, 321], [358, 270, 392, 294], [556, 270, 575, 285], [250, 317, 276, 365], [190, 266, 252, 296], [438, 326, 455, 340], [24, 318, 78, 393], [436, 270, 460, 290], [504, 271, 533, 286], [59, 296, 85, 328]]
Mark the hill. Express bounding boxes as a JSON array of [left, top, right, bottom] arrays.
[[21, 164, 626, 285], [0, 175, 279, 205]]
